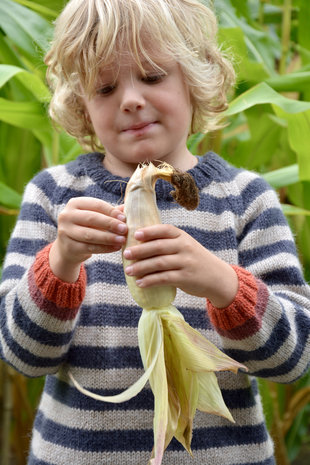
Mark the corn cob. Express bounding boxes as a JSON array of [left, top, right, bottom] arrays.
[[69, 162, 247, 465]]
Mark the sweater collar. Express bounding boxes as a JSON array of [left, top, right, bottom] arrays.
[[71, 151, 225, 199]]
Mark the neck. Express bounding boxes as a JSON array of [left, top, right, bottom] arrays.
[[102, 152, 198, 178]]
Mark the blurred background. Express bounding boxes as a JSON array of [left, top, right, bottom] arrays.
[[0, 0, 310, 463]]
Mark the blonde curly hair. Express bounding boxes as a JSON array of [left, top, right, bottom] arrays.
[[45, 0, 235, 151]]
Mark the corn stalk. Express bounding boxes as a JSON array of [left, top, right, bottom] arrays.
[[279, 0, 292, 75], [1, 362, 13, 465]]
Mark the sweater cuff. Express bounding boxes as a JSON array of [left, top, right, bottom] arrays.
[[32, 243, 86, 311], [206, 265, 260, 337]]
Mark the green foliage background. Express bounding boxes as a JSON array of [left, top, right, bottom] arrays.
[[0, 0, 310, 464]]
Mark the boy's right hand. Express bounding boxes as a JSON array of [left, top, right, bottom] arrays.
[[49, 197, 127, 282]]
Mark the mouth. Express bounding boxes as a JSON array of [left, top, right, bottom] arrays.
[[122, 121, 157, 133]]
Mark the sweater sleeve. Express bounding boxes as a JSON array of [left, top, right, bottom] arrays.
[[207, 175, 310, 384], [0, 170, 86, 378]]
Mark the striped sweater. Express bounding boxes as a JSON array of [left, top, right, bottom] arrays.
[[1, 151, 310, 465]]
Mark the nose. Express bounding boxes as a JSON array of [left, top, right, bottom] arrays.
[[120, 84, 145, 113]]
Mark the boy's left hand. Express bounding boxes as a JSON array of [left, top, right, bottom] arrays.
[[123, 224, 238, 308]]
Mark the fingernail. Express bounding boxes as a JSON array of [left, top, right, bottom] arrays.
[[136, 279, 144, 287], [117, 223, 127, 233], [125, 265, 133, 275], [123, 249, 132, 259], [135, 230, 144, 240], [115, 235, 126, 243], [117, 214, 126, 222]]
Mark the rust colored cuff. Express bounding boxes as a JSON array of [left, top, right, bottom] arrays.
[[32, 243, 86, 309], [206, 265, 258, 332]]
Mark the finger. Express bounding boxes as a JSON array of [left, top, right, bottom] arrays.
[[55, 233, 123, 263], [134, 224, 178, 242], [135, 269, 180, 288], [65, 238, 123, 258], [123, 237, 179, 261], [112, 204, 125, 215], [125, 253, 180, 278], [83, 242, 123, 254], [66, 197, 126, 224], [67, 197, 118, 215], [60, 207, 127, 236], [63, 224, 127, 247]]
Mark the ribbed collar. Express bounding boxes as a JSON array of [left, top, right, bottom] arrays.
[[69, 151, 228, 199]]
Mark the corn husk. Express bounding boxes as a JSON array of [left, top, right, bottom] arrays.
[[69, 162, 247, 465]]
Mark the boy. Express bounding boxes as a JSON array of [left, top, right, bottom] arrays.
[[1, 1, 309, 464]]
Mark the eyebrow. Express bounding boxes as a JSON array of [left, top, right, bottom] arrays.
[[96, 53, 171, 82]]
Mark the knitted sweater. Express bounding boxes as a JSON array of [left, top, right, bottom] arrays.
[[1, 152, 310, 465]]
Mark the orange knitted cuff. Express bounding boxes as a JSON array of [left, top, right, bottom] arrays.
[[33, 243, 86, 309], [206, 265, 258, 332]]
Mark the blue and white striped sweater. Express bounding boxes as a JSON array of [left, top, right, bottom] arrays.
[[1, 151, 310, 465]]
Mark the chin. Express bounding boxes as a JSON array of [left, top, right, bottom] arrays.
[[131, 153, 160, 165]]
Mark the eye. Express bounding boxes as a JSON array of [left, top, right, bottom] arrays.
[[142, 73, 166, 84], [96, 84, 116, 96]]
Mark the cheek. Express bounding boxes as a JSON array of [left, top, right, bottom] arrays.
[[169, 93, 192, 128], [85, 99, 110, 126], [157, 90, 191, 119], [90, 111, 110, 134]]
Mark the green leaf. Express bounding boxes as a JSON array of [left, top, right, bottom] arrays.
[[0, 182, 22, 209], [215, 0, 280, 75], [187, 132, 205, 154], [260, 4, 283, 25], [258, 379, 274, 431], [265, 71, 310, 93], [281, 204, 310, 217], [0, 97, 49, 130], [226, 82, 310, 116], [19, 0, 65, 15], [0, 64, 50, 101], [219, 27, 269, 84], [12, 0, 58, 18], [298, 0, 310, 53], [243, 112, 284, 170], [0, 97, 52, 148], [0, 32, 25, 68], [0, 64, 22, 87], [58, 132, 83, 164], [0, 0, 53, 58], [288, 111, 310, 182], [0, 122, 42, 189], [262, 164, 299, 189], [274, 108, 310, 182]]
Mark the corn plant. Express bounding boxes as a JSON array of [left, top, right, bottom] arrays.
[[0, 0, 310, 464]]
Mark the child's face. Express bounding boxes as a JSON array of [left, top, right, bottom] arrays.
[[82, 52, 194, 176]]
